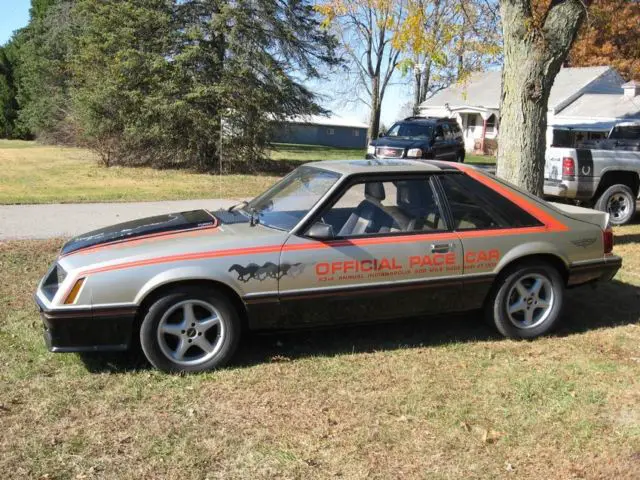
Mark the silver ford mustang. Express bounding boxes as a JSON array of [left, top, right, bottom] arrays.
[[35, 160, 622, 372]]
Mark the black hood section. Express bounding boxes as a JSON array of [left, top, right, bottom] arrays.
[[61, 209, 217, 255]]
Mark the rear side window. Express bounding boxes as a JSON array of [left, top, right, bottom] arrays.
[[439, 174, 543, 230]]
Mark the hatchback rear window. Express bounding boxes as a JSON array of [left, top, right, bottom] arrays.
[[439, 174, 543, 230]]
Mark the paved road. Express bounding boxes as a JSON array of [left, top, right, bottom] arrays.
[[0, 199, 238, 240]]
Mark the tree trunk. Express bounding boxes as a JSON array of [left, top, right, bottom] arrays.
[[496, 0, 587, 195], [419, 61, 431, 104], [413, 68, 422, 114], [369, 75, 381, 141]]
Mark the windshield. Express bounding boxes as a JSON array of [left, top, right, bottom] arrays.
[[246, 166, 341, 231], [609, 125, 640, 140], [385, 122, 433, 139]]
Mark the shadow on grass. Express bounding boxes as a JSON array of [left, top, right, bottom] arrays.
[[79, 279, 640, 374]]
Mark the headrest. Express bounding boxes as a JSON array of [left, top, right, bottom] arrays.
[[396, 181, 431, 210], [365, 182, 385, 201]]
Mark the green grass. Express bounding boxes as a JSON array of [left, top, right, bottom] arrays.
[[465, 153, 496, 165], [0, 141, 365, 205], [1, 226, 639, 478], [269, 143, 364, 162], [0, 140, 494, 204]]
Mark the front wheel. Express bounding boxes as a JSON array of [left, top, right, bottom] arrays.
[[594, 184, 636, 226], [140, 286, 241, 373], [485, 262, 564, 339]]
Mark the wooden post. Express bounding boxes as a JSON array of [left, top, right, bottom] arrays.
[[480, 116, 488, 154]]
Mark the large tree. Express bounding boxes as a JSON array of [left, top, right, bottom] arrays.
[[8, 0, 337, 168], [15, 0, 77, 142], [568, 0, 640, 81], [317, 0, 406, 141], [496, 0, 589, 195], [395, 0, 501, 112]]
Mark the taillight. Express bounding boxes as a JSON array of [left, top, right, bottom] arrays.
[[562, 157, 575, 177], [603, 227, 614, 254]]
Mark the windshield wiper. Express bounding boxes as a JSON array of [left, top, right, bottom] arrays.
[[248, 207, 260, 227], [228, 200, 248, 212]]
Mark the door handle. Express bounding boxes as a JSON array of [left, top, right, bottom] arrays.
[[431, 243, 451, 253]]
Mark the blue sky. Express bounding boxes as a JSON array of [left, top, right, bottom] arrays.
[[0, 0, 409, 126], [0, 0, 30, 45]]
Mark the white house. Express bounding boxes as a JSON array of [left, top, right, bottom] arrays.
[[418, 66, 640, 154]]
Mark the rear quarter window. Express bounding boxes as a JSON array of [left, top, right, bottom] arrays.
[[439, 174, 543, 230]]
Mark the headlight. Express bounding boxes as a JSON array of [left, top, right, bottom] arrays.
[[367, 144, 375, 155], [407, 148, 423, 158]]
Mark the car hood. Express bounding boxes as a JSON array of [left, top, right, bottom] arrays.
[[61, 209, 219, 256], [58, 209, 289, 272], [370, 138, 428, 149]]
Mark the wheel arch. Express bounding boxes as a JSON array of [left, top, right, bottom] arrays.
[[595, 170, 640, 199], [494, 250, 570, 286], [134, 278, 249, 336]]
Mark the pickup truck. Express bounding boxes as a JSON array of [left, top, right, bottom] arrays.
[[544, 122, 640, 225]]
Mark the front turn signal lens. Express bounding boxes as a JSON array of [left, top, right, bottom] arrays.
[[64, 278, 85, 304]]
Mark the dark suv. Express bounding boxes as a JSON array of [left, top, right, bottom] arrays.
[[366, 117, 465, 162]]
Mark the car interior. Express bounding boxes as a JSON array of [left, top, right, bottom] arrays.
[[321, 180, 445, 237]]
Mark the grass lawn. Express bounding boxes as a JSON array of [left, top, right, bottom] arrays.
[[0, 142, 280, 204], [1, 225, 639, 478], [0, 140, 494, 204]]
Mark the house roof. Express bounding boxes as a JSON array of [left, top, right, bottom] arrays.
[[554, 93, 640, 120], [281, 114, 368, 129], [420, 66, 618, 113]]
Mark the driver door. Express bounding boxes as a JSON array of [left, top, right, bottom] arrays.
[[277, 175, 464, 328]]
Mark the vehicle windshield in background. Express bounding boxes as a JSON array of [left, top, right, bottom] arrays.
[[609, 125, 640, 140], [385, 122, 433, 139], [246, 166, 340, 231]]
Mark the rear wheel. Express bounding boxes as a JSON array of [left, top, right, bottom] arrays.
[[594, 184, 636, 225], [140, 286, 241, 373], [485, 261, 564, 339], [455, 151, 465, 163]]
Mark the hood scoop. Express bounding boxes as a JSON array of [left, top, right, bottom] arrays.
[[61, 209, 217, 256]]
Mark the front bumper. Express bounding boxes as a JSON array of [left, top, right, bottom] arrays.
[[36, 297, 136, 352], [567, 255, 622, 287]]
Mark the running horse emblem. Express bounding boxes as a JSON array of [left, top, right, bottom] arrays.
[[228, 262, 306, 282]]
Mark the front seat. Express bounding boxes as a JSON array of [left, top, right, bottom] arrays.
[[395, 181, 440, 231], [338, 182, 396, 236]]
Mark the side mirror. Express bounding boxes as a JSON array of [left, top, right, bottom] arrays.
[[306, 222, 334, 240]]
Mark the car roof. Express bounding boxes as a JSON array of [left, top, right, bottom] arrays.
[[305, 159, 456, 175], [397, 116, 458, 124]]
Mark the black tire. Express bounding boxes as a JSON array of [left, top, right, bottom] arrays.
[[140, 286, 241, 373], [485, 261, 564, 339], [594, 184, 636, 226], [455, 151, 465, 163]]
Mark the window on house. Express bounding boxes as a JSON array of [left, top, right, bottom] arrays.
[[327, 128, 335, 135], [485, 114, 497, 134], [353, 129, 360, 137]]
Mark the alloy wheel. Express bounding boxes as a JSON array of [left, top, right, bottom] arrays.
[[505, 274, 555, 329], [156, 299, 226, 367]]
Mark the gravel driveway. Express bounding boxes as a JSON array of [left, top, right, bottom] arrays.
[[0, 199, 238, 240]]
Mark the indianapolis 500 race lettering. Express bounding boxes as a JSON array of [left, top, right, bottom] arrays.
[[315, 249, 500, 282]]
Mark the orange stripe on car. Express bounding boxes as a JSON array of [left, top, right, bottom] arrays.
[[452, 164, 569, 232]]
